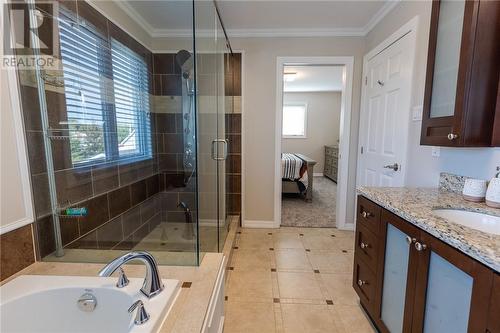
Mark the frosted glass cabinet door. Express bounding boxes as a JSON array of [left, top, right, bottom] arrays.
[[422, 252, 473, 333], [381, 224, 411, 332], [429, 0, 466, 118]]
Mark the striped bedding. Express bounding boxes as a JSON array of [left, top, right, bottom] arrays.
[[281, 153, 303, 180]]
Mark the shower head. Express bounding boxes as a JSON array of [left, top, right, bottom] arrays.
[[175, 50, 193, 79]]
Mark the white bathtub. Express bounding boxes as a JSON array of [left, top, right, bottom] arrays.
[[0, 275, 180, 333]]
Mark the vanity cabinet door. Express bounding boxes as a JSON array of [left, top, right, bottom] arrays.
[[411, 231, 494, 333], [376, 210, 421, 333], [420, 0, 500, 147], [487, 273, 500, 333]]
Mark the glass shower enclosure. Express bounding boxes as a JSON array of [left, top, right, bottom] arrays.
[[15, 0, 233, 266]]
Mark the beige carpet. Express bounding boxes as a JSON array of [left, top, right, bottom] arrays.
[[281, 176, 337, 228]]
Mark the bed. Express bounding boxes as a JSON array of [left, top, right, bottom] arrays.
[[281, 153, 317, 201]]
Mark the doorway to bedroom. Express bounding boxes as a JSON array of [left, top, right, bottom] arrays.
[[275, 57, 354, 229]]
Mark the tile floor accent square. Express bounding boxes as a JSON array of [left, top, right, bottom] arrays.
[[326, 300, 334, 305], [181, 282, 192, 288]]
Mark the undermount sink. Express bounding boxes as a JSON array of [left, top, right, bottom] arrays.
[[433, 209, 500, 235], [0, 275, 180, 333]]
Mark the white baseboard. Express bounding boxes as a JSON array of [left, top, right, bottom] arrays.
[[338, 223, 355, 231], [313, 172, 324, 177], [242, 220, 279, 228]]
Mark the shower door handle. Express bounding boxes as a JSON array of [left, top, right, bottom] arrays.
[[211, 139, 228, 161]]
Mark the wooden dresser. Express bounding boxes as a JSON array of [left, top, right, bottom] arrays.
[[324, 145, 338, 182]]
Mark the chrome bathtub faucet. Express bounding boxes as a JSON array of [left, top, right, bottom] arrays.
[[99, 251, 164, 298]]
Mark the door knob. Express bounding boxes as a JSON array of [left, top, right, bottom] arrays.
[[377, 80, 385, 86], [447, 133, 459, 141], [361, 211, 372, 218], [383, 163, 399, 171], [357, 279, 367, 287], [360, 242, 370, 249]]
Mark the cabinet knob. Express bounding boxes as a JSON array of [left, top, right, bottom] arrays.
[[405, 236, 415, 245], [360, 242, 370, 249], [415, 242, 427, 251], [361, 211, 372, 218], [447, 133, 459, 141], [357, 279, 367, 287]]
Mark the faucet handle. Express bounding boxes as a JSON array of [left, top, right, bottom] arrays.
[[116, 268, 129, 288], [128, 300, 150, 325]]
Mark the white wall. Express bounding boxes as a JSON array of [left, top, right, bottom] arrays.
[[230, 37, 365, 224], [282, 91, 341, 172], [0, 70, 34, 233], [366, 1, 500, 186]]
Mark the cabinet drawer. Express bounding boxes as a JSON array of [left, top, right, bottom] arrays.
[[354, 224, 379, 272], [353, 256, 377, 312], [357, 196, 381, 235]]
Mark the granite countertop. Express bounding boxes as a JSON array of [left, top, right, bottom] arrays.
[[1, 253, 225, 333], [357, 187, 500, 272]]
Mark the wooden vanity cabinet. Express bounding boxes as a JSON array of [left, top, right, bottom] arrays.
[[420, 0, 500, 147], [492, 85, 500, 146], [354, 196, 498, 332], [487, 273, 500, 333]]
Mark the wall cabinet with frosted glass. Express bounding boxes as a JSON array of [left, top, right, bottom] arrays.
[[420, 0, 500, 147], [353, 196, 499, 332]]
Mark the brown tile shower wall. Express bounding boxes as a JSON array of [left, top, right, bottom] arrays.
[[225, 53, 242, 216], [12, 0, 175, 261]]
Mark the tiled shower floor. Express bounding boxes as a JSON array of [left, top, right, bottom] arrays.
[[223, 227, 376, 333]]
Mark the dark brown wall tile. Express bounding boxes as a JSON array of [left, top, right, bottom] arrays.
[[96, 216, 123, 249], [130, 179, 147, 206], [54, 166, 93, 205], [122, 206, 141, 237], [164, 133, 183, 153], [146, 174, 159, 197], [91, 162, 119, 195], [0, 225, 35, 281], [159, 154, 179, 173], [45, 90, 68, 128], [140, 196, 158, 222], [78, 194, 110, 235], [108, 186, 131, 218], [226, 174, 241, 194], [225, 114, 241, 134], [161, 75, 182, 96], [118, 159, 155, 186], [132, 223, 149, 242], [59, 217, 79, 246], [31, 174, 51, 218], [19, 85, 42, 131], [35, 215, 56, 258], [226, 154, 241, 174], [25, 131, 47, 174], [153, 54, 175, 75], [155, 113, 177, 133], [226, 134, 241, 154]]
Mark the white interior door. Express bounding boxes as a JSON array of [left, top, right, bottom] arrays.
[[358, 32, 415, 187]]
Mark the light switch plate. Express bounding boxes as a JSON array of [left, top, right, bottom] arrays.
[[412, 105, 423, 121], [432, 147, 440, 158]]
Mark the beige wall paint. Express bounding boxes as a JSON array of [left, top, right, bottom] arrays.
[[231, 37, 365, 223], [282, 91, 341, 172]]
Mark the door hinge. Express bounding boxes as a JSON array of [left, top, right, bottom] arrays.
[[360, 146, 364, 154], [365, 76, 367, 85]]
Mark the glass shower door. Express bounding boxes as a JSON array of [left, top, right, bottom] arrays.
[[194, 1, 228, 254]]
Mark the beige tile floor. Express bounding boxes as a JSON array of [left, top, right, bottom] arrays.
[[223, 227, 376, 333]]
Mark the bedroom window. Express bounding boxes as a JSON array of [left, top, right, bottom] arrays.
[[282, 103, 307, 138]]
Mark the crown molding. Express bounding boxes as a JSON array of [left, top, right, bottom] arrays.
[[113, 0, 155, 36], [362, 0, 401, 35], [114, 0, 401, 39]]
